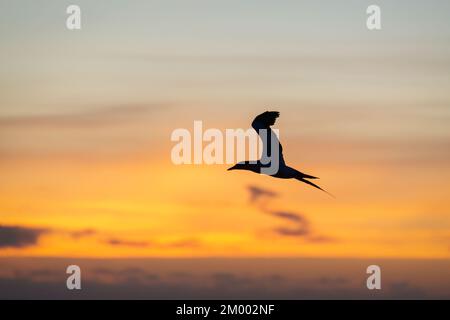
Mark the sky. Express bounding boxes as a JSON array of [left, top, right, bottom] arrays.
[[0, 0, 449, 298]]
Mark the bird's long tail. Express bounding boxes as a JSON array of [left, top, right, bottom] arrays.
[[301, 173, 319, 179], [296, 177, 334, 198]]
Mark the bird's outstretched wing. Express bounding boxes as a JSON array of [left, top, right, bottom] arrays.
[[251, 111, 285, 165]]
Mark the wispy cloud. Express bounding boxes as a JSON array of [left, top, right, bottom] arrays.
[[270, 210, 306, 223], [105, 238, 150, 248], [269, 209, 334, 243], [0, 224, 98, 250], [246, 186, 334, 242], [163, 238, 201, 248], [68, 229, 97, 239], [104, 237, 202, 249], [0, 225, 49, 248], [247, 185, 278, 203], [0, 105, 165, 129]]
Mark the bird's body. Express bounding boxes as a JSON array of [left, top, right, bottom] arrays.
[[228, 111, 332, 196]]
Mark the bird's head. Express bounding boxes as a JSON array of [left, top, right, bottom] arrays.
[[227, 161, 258, 172], [227, 163, 241, 171]]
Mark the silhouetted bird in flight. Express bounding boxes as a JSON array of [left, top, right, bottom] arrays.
[[228, 111, 332, 196]]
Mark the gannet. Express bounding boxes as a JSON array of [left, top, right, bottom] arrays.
[[228, 111, 332, 196]]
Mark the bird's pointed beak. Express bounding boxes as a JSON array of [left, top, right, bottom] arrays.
[[227, 166, 235, 171]]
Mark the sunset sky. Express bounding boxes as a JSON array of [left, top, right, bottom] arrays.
[[1, 0, 450, 268]]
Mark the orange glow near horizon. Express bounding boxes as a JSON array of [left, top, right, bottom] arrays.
[[1, 144, 449, 259]]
